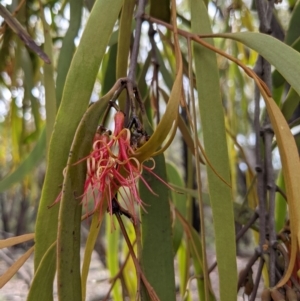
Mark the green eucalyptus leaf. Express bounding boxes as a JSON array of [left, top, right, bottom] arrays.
[[56, 86, 120, 301], [285, 0, 300, 46], [191, 1, 237, 300], [101, 43, 117, 96], [166, 162, 187, 254], [26, 243, 56, 301], [117, 0, 136, 111], [106, 216, 122, 301], [56, 0, 83, 107], [40, 8, 57, 147], [81, 209, 106, 301], [281, 87, 300, 121], [140, 154, 176, 301], [216, 32, 300, 97], [133, 51, 182, 163], [33, 1, 123, 300]]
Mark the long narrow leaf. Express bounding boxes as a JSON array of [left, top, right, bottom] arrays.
[[33, 2, 122, 300], [214, 32, 300, 97], [166, 162, 187, 254], [191, 1, 237, 300], [81, 210, 106, 301], [40, 7, 57, 147], [251, 80, 300, 288], [106, 216, 122, 301], [116, 0, 135, 111], [26, 243, 56, 301], [134, 40, 182, 163], [56, 84, 120, 301], [56, 0, 83, 106], [0, 246, 34, 288], [140, 154, 176, 301], [0, 233, 34, 249]]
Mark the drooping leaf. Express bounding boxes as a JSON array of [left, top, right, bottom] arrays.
[[139, 154, 176, 301], [133, 46, 182, 163], [191, 1, 237, 300], [215, 32, 300, 97], [212, 35, 300, 282], [272, 36, 300, 88], [285, 0, 300, 46], [33, 2, 123, 300], [252, 82, 300, 288], [56, 85, 120, 301]]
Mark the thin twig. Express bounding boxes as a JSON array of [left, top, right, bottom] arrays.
[[264, 125, 277, 287], [275, 185, 287, 201], [238, 249, 260, 291], [143, 14, 271, 97], [102, 248, 133, 301], [253, 58, 267, 252], [148, 23, 160, 123], [255, 0, 276, 286], [249, 257, 264, 301], [0, 4, 51, 63], [116, 212, 160, 301], [128, 0, 147, 81], [100, 78, 127, 125], [236, 211, 259, 242], [254, 0, 270, 33], [266, 0, 275, 27]]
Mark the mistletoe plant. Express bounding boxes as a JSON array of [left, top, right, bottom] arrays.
[[1, 0, 300, 301]]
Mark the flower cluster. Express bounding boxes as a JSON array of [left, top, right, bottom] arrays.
[[83, 111, 154, 223]]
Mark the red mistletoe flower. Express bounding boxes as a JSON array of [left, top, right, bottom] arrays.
[[82, 111, 156, 224]]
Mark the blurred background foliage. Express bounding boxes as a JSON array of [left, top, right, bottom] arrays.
[[0, 0, 291, 240], [0, 0, 300, 300]]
